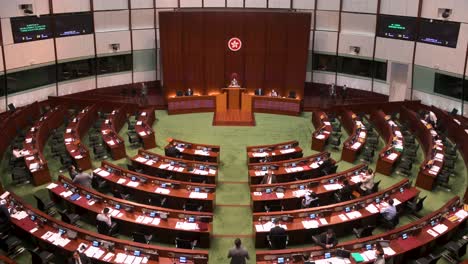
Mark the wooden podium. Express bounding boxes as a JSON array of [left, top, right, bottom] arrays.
[[222, 87, 245, 110]]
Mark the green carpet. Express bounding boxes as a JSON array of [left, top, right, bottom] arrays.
[[1, 110, 467, 263]]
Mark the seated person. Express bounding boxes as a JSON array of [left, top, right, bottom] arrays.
[[379, 198, 397, 224], [260, 171, 277, 184], [320, 154, 334, 175], [166, 143, 182, 158], [373, 244, 386, 264], [229, 78, 240, 88], [312, 229, 338, 249], [359, 169, 375, 195], [268, 218, 287, 249], [96, 208, 118, 234], [68, 165, 79, 180], [301, 191, 319, 208], [72, 169, 93, 189], [424, 110, 437, 127], [185, 88, 193, 96], [336, 179, 353, 202], [68, 250, 92, 264], [0, 199, 11, 227], [270, 89, 278, 97], [269, 218, 286, 237]]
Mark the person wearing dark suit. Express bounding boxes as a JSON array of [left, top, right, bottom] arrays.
[[68, 250, 92, 264], [166, 144, 181, 158], [269, 218, 286, 237], [337, 179, 353, 202], [0, 199, 11, 226], [320, 155, 334, 175], [301, 191, 319, 208], [312, 229, 338, 249], [227, 238, 250, 264], [185, 88, 193, 96], [260, 171, 277, 184]]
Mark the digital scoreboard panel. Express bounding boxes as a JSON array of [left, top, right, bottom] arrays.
[[377, 14, 417, 41], [55, 12, 94, 38], [11, 15, 53, 43], [418, 18, 460, 48]]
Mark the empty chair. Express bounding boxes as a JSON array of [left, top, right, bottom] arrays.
[[444, 239, 467, 263], [183, 202, 203, 212], [353, 225, 375, 238], [113, 191, 130, 200], [127, 119, 136, 131], [11, 167, 31, 185], [332, 123, 341, 132], [128, 132, 140, 147], [370, 180, 381, 193], [406, 196, 427, 213], [59, 210, 80, 226], [360, 149, 374, 164], [132, 232, 153, 244], [93, 144, 108, 160], [329, 135, 342, 151], [264, 203, 283, 212], [91, 176, 108, 191], [34, 195, 55, 216], [414, 254, 441, 264], [127, 164, 143, 173], [0, 227, 24, 259], [267, 234, 289, 250], [26, 248, 54, 264], [175, 238, 197, 249]]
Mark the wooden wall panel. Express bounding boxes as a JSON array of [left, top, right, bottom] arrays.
[[204, 12, 225, 95], [159, 11, 311, 98], [243, 12, 267, 94], [182, 13, 205, 95], [285, 13, 310, 99], [223, 12, 245, 87]]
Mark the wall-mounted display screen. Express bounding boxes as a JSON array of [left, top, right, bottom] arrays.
[[377, 15, 417, 41], [55, 12, 94, 38], [418, 18, 460, 48], [11, 16, 53, 43]]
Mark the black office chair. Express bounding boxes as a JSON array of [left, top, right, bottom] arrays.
[[444, 239, 468, 262], [183, 202, 203, 212], [381, 214, 399, 230], [59, 210, 80, 226], [127, 164, 143, 173], [132, 232, 153, 244], [26, 248, 54, 264], [370, 180, 381, 194], [176, 90, 184, 97], [329, 135, 342, 151], [267, 234, 289, 249], [113, 191, 130, 200], [264, 203, 284, 212], [127, 119, 136, 131], [175, 238, 197, 249], [93, 144, 108, 160], [352, 225, 375, 238], [92, 176, 109, 191], [128, 132, 141, 148], [33, 195, 56, 216], [0, 227, 24, 259], [11, 167, 31, 185], [96, 220, 118, 236], [406, 196, 427, 213], [288, 91, 296, 99]]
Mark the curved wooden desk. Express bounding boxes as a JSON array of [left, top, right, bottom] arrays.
[[253, 179, 418, 248], [400, 107, 445, 191], [370, 110, 403, 176], [22, 105, 66, 186], [132, 150, 218, 184], [93, 161, 216, 212], [49, 176, 212, 248], [167, 96, 216, 115], [250, 164, 368, 212], [312, 112, 332, 151], [135, 108, 156, 149], [248, 153, 334, 184], [341, 110, 367, 163], [64, 105, 98, 171], [5, 192, 209, 263], [165, 139, 220, 163], [256, 197, 466, 264], [100, 106, 129, 160], [246, 140, 302, 164]]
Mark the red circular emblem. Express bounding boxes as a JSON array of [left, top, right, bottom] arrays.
[[228, 37, 242, 52]]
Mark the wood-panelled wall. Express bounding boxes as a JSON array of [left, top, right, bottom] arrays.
[[159, 11, 310, 99]]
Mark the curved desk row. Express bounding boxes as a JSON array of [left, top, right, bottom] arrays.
[[311, 112, 332, 152], [256, 197, 466, 264], [93, 161, 216, 212], [371, 110, 404, 176], [246, 140, 302, 164], [4, 191, 209, 263], [132, 150, 218, 184], [135, 108, 157, 149], [64, 105, 98, 171], [253, 179, 417, 248], [341, 110, 367, 163], [400, 107, 445, 191], [249, 153, 335, 184], [250, 164, 368, 212], [23, 105, 67, 186], [166, 138, 220, 163], [49, 176, 212, 248], [101, 105, 130, 160]]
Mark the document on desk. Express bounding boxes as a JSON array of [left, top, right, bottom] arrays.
[[255, 224, 264, 232], [280, 148, 295, 154], [11, 210, 28, 220], [209, 168, 216, 174], [319, 218, 328, 225], [60, 190, 73, 198], [359, 132, 366, 138], [176, 222, 198, 230], [142, 217, 153, 225], [46, 183, 58, 189], [301, 220, 319, 229], [316, 134, 325, 139], [383, 247, 396, 256], [145, 160, 155, 166], [151, 218, 161, 226], [117, 178, 127, 184], [96, 169, 111, 177], [276, 192, 285, 198], [427, 229, 439, 237], [190, 192, 208, 199], [324, 184, 342, 191], [351, 142, 362, 150], [338, 214, 348, 221], [392, 198, 401, 206], [124, 255, 135, 264], [138, 131, 147, 136], [136, 215, 145, 223], [84, 246, 99, 258], [253, 192, 262, 196], [350, 175, 361, 183], [135, 157, 148, 163], [346, 211, 362, 219], [155, 188, 170, 194], [387, 153, 398, 161], [292, 189, 308, 197], [365, 204, 379, 214], [455, 209, 468, 220], [313, 257, 348, 264], [127, 181, 139, 187], [433, 223, 448, 234], [252, 152, 268, 157], [362, 250, 376, 261], [103, 252, 115, 262], [194, 150, 209, 156], [115, 253, 127, 263], [254, 171, 265, 176]]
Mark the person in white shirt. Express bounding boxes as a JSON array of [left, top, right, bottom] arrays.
[[270, 89, 278, 97], [359, 169, 375, 195], [426, 111, 437, 127], [329, 83, 336, 98], [97, 208, 113, 227]]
